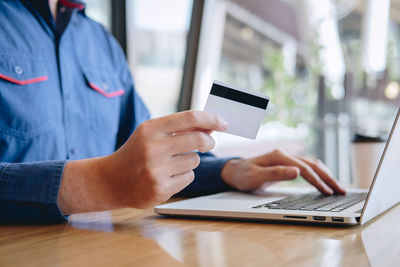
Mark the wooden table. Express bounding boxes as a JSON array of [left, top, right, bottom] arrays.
[[1, 200, 399, 267]]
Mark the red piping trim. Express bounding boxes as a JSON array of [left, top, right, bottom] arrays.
[[0, 73, 48, 85], [89, 82, 125, 98], [59, 0, 85, 10]]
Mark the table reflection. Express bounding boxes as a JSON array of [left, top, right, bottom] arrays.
[[63, 205, 400, 266], [139, 209, 400, 267]]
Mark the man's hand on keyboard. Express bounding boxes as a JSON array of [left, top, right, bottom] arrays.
[[221, 149, 346, 195]]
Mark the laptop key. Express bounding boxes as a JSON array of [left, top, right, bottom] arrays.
[[315, 207, 333, 212], [330, 208, 345, 212], [284, 206, 303, 210], [266, 204, 290, 209], [299, 207, 315, 211], [267, 206, 288, 209], [299, 204, 324, 210]]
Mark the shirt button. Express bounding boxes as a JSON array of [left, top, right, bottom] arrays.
[[60, 6, 66, 13], [103, 83, 109, 91], [14, 66, 23, 75], [70, 148, 75, 155]]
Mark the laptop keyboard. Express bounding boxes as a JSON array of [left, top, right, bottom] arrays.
[[252, 193, 367, 212]]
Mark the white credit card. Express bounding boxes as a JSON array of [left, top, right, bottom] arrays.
[[204, 81, 269, 139]]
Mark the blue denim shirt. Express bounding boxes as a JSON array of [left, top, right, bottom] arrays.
[[0, 0, 233, 224]]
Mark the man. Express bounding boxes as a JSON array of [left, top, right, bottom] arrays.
[[0, 0, 345, 224]]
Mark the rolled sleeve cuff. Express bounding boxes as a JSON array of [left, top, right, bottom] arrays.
[[0, 161, 68, 224]]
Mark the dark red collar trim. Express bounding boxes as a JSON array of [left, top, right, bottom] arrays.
[[59, 0, 85, 10]]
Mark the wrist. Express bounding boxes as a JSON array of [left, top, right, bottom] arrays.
[[221, 158, 242, 188], [58, 156, 122, 215]]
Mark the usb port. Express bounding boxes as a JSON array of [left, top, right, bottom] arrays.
[[332, 217, 344, 222], [313, 216, 326, 221]]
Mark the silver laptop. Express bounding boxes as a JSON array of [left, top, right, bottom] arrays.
[[155, 108, 400, 225]]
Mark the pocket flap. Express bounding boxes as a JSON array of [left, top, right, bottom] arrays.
[[84, 69, 125, 98], [0, 54, 48, 85]]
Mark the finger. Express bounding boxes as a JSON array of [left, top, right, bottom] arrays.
[[167, 170, 195, 195], [296, 156, 346, 194], [260, 150, 334, 195], [154, 110, 229, 134], [174, 127, 213, 135], [169, 131, 215, 154], [252, 166, 300, 189], [168, 152, 201, 175]]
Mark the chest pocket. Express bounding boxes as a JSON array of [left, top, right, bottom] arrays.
[[0, 54, 52, 139], [83, 69, 125, 139]]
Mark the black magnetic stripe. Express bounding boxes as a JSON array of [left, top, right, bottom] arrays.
[[211, 83, 269, 109]]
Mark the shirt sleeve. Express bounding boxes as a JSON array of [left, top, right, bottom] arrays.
[[176, 152, 237, 197], [0, 161, 68, 224]]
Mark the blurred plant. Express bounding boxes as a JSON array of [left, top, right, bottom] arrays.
[[259, 43, 320, 128]]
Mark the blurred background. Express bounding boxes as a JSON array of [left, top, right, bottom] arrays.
[[86, 0, 400, 184]]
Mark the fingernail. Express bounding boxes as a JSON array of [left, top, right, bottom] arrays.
[[325, 188, 334, 195], [286, 168, 299, 178], [218, 116, 229, 130]]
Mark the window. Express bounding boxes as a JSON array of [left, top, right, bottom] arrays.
[[85, 0, 111, 30], [126, 0, 194, 118]]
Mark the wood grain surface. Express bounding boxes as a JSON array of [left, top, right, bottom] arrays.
[[1, 200, 399, 267]]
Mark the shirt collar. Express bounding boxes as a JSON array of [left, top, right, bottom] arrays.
[[58, 0, 85, 10], [26, 1, 86, 15], [24, 0, 86, 36]]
